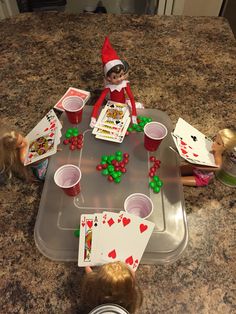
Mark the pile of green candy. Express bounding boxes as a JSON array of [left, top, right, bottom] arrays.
[[127, 115, 152, 132], [149, 175, 163, 193], [65, 127, 79, 138], [96, 150, 129, 184]]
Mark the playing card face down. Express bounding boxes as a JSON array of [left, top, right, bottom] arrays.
[[54, 87, 90, 112], [78, 211, 155, 271], [172, 118, 217, 167]]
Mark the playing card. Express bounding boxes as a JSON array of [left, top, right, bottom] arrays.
[[101, 211, 155, 271], [24, 129, 58, 166], [92, 101, 131, 143], [78, 214, 103, 267], [172, 118, 217, 167], [26, 109, 62, 141], [54, 87, 90, 112]]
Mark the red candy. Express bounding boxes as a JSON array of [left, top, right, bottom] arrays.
[[149, 156, 156, 162], [77, 144, 82, 149], [108, 175, 114, 182], [150, 166, 157, 173], [96, 165, 103, 171], [102, 164, 108, 169], [121, 168, 127, 173], [63, 139, 69, 145], [149, 171, 155, 178], [123, 158, 129, 164], [123, 153, 129, 159], [70, 144, 76, 151], [78, 134, 83, 140]]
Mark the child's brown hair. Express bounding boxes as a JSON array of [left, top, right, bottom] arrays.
[[80, 261, 143, 313]]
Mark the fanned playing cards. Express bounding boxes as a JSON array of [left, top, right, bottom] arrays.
[[172, 118, 218, 167], [78, 211, 155, 271], [92, 101, 131, 143], [24, 109, 62, 166]]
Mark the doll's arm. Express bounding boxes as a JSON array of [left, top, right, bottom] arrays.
[[212, 140, 225, 168], [181, 176, 197, 186], [19, 136, 28, 164], [125, 83, 137, 123], [91, 88, 110, 120]]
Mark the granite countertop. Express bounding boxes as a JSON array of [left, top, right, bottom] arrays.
[[0, 13, 235, 314]]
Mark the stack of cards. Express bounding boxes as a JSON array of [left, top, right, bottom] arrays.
[[24, 109, 62, 166], [172, 118, 218, 167], [78, 211, 155, 271], [92, 101, 131, 143], [54, 87, 90, 112]]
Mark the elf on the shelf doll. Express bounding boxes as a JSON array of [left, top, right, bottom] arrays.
[[90, 37, 138, 128]]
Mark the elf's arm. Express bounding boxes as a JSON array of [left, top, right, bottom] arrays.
[[125, 83, 137, 124], [90, 88, 110, 127]]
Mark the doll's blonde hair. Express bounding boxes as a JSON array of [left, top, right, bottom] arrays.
[[80, 261, 143, 313], [218, 129, 236, 150], [0, 126, 28, 180]]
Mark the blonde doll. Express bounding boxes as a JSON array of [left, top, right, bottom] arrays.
[[79, 262, 143, 314], [181, 128, 236, 186], [0, 126, 48, 183]]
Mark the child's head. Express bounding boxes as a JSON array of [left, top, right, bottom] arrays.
[[0, 126, 28, 180], [218, 129, 236, 150], [80, 261, 143, 313], [106, 60, 129, 85]]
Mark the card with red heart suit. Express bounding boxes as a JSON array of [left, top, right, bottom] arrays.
[[78, 211, 155, 271], [54, 87, 90, 112], [24, 109, 62, 165], [171, 118, 218, 168]]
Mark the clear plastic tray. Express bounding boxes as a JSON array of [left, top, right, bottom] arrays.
[[34, 107, 188, 263]]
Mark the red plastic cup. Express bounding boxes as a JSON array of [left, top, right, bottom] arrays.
[[124, 193, 153, 219], [144, 122, 167, 152], [54, 164, 82, 196], [62, 96, 85, 124]]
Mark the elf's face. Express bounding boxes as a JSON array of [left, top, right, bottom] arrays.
[[106, 69, 128, 85]]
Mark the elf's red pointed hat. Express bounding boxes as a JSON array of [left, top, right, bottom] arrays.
[[102, 37, 123, 76]]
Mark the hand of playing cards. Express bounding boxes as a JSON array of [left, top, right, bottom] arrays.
[[78, 211, 155, 271], [92, 101, 131, 143], [24, 109, 62, 166], [172, 118, 218, 167]]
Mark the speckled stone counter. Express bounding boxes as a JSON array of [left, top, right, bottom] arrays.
[[0, 13, 235, 314]]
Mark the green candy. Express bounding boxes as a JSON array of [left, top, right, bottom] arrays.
[[128, 127, 133, 132], [101, 161, 107, 165], [132, 124, 138, 129], [74, 229, 80, 237], [157, 180, 163, 187], [107, 155, 115, 164], [116, 171, 122, 177], [101, 155, 108, 162], [65, 133, 71, 139], [108, 165, 115, 173], [139, 122, 145, 128], [153, 186, 160, 193], [115, 150, 122, 156], [114, 177, 121, 183], [102, 169, 109, 176], [111, 172, 118, 179], [136, 126, 142, 132], [116, 156, 122, 162], [153, 175, 160, 182], [147, 118, 152, 122], [149, 181, 156, 188]]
